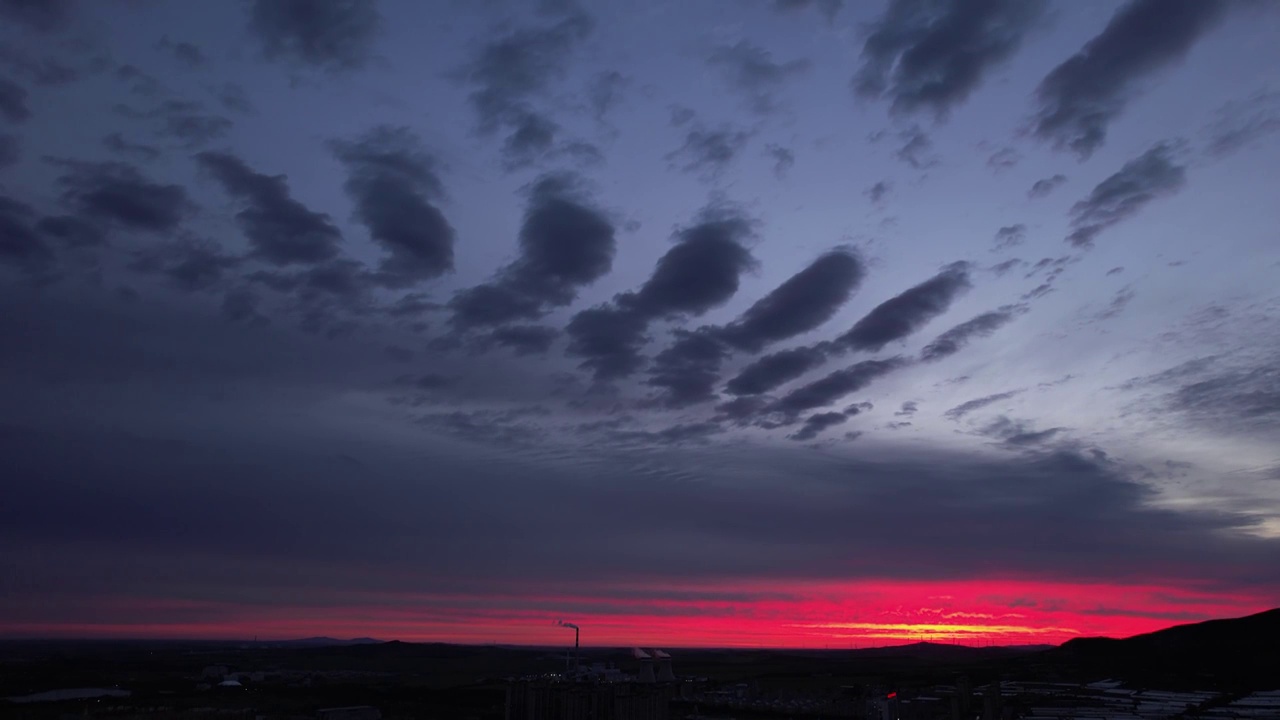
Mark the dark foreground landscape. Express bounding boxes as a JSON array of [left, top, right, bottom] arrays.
[[2, 609, 1277, 720]]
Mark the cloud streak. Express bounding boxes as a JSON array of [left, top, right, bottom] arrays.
[[1032, 0, 1231, 158], [1066, 142, 1186, 247]]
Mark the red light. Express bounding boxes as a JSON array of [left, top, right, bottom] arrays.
[[887, 692, 897, 699]]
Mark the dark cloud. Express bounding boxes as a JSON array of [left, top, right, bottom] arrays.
[[379, 292, 437, 320], [708, 40, 810, 115], [1026, 255, 1072, 280], [837, 263, 971, 352], [4, 412, 1275, 599], [1066, 141, 1186, 247], [566, 214, 755, 381], [221, 288, 265, 324], [130, 238, 241, 292], [845, 401, 873, 416], [1094, 286, 1135, 320], [331, 126, 455, 286], [500, 110, 558, 169], [37, 215, 105, 248], [411, 373, 451, 390], [114, 98, 233, 148], [989, 258, 1023, 277], [770, 357, 907, 417], [55, 161, 191, 233], [0, 132, 16, 167], [0, 75, 30, 123], [921, 306, 1024, 362], [1028, 173, 1067, 199], [489, 325, 558, 356], [1124, 358, 1280, 438], [459, 9, 592, 166], [1106, 266, 1124, 276], [993, 223, 1026, 251], [0, 0, 74, 34], [0, 45, 78, 87], [564, 304, 649, 380], [714, 395, 769, 424], [895, 124, 938, 169], [1174, 364, 1280, 428], [987, 147, 1020, 172], [668, 124, 752, 179], [613, 421, 726, 446], [979, 416, 1065, 447], [854, 0, 1045, 118], [415, 409, 542, 449], [297, 259, 372, 304], [102, 133, 160, 162], [163, 111, 232, 147], [157, 36, 206, 68], [668, 105, 695, 127], [865, 180, 891, 205], [114, 64, 162, 99], [1204, 89, 1280, 158], [721, 250, 864, 353], [789, 411, 847, 441], [647, 329, 730, 408], [383, 345, 413, 363], [0, 194, 51, 266], [450, 173, 614, 330], [772, 0, 842, 24], [1032, 0, 1231, 158], [725, 345, 827, 397], [587, 70, 628, 122], [462, 8, 591, 131], [248, 0, 382, 71], [629, 216, 756, 318], [765, 144, 795, 179], [213, 82, 254, 114], [1022, 282, 1053, 301], [945, 389, 1023, 421], [197, 151, 342, 266], [895, 401, 917, 416]]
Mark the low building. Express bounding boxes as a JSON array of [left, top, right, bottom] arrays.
[[507, 682, 674, 720]]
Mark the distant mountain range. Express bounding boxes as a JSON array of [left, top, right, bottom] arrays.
[[275, 636, 383, 647]]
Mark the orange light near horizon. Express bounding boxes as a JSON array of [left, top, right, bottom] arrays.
[[2, 577, 1273, 648], [794, 621, 1081, 641]]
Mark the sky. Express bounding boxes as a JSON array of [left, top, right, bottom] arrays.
[[1, 0, 1279, 649]]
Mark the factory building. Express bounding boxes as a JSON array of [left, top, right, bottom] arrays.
[[505, 647, 679, 720], [506, 681, 673, 720]]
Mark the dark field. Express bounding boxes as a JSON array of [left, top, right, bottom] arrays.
[[2, 611, 1277, 720]]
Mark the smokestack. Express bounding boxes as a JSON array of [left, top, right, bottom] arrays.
[[558, 621, 580, 676], [632, 647, 655, 683], [653, 649, 674, 682]]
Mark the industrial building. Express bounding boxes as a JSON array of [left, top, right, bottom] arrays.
[[505, 647, 680, 720]]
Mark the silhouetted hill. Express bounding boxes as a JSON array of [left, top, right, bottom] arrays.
[[1045, 608, 1280, 689]]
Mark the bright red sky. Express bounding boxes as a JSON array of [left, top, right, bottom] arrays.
[[6, 578, 1273, 647]]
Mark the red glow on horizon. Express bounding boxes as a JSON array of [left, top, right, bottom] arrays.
[[2, 578, 1274, 648]]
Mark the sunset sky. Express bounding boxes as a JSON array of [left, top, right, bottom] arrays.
[[2, 0, 1279, 648]]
